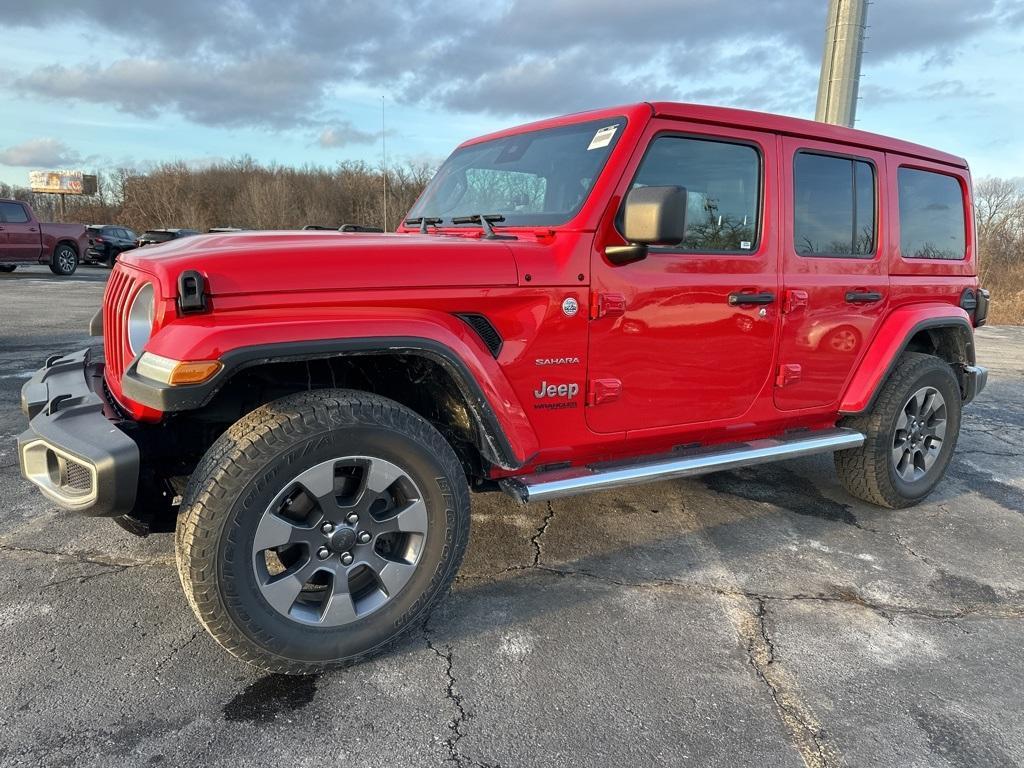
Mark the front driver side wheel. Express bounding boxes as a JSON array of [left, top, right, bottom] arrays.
[[175, 389, 471, 673]]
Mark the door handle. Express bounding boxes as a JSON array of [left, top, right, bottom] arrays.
[[729, 291, 775, 306], [845, 290, 883, 304]]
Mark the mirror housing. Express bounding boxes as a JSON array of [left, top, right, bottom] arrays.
[[605, 185, 688, 266]]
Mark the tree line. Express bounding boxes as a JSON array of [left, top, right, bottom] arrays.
[[0, 158, 432, 234], [1, 163, 1022, 322], [975, 177, 1024, 324]]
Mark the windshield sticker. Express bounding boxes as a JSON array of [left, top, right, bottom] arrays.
[[587, 125, 618, 151]]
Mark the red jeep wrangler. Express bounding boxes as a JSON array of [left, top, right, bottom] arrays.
[[18, 103, 988, 672]]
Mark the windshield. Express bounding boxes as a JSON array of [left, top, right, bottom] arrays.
[[406, 117, 626, 227]]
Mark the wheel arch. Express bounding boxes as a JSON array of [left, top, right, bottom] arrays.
[[124, 321, 538, 475], [839, 306, 975, 414], [55, 238, 80, 254]]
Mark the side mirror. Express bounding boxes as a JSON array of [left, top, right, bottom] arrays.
[[605, 185, 688, 266]]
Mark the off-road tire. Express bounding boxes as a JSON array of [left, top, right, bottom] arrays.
[[175, 389, 470, 674], [836, 352, 961, 508], [49, 244, 78, 275]]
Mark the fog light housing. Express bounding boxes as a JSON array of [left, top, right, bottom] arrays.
[[136, 352, 222, 385]]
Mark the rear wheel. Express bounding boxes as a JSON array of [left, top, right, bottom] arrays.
[[49, 244, 78, 275], [175, 389, 470, 673], [836, 352, 962, 508]]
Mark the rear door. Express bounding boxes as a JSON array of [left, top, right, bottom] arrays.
[[775, 137, 889, 411], [0, 201, 41, 262], [587, 120, 779, 433]]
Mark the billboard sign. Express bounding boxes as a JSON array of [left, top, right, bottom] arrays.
[[29, 170, 97, 195]]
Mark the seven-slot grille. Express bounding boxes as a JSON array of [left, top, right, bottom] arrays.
[[102, 267, 140, 385]]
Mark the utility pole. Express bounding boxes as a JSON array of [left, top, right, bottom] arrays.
[[381, 96, 388, 232], [815, 0, 869, 127]]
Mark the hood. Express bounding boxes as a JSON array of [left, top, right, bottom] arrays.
[[119, 230, 519, 295]]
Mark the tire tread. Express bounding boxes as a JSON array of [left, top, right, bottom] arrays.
[[175, 389, 469, 674]]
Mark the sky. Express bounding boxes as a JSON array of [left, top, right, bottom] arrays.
[[1, 0, 1023, 187]]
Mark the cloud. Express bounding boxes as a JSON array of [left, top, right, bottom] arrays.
[[0, 138, 81, 167], [16, 55, 345, 129], [318, 122, 380, 148], [7, 0, 1024, 131]]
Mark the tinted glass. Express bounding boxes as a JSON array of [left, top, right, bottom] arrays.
[[142, 231, 174, 242], [0, 201, 29, 223], [406, 118, 626, 226], [898, 168, 965, 260], [793, 152, 875, 256], [627, 136, 760, 251]]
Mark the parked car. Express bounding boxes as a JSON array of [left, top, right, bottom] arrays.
[[18, 101, 988, 673], [137, 228, 199, 247], [85, 225, 138, 266], [0, 199, 87, 275]]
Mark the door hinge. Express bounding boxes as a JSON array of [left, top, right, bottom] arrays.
[[776, 364, 802, 388], [587, 378, 622, 406], [590, 292, 627, 319], [783, 290, 808, 314]]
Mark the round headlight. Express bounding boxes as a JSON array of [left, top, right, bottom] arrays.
[[127, 283, 155, 355]]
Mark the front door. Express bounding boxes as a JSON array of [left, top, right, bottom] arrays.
[[0, 201, 41, 262], [774, 138, 889, 411], [587, 120, 779, 434]]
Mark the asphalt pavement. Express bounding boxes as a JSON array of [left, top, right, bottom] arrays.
[[1, 264, 1022, 767]]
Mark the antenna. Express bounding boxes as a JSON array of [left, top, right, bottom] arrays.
[[381, 96, 388, 232]]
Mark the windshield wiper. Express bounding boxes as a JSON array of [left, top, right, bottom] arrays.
[[450, 214, 517, 240], [404, 216, 443, 233]]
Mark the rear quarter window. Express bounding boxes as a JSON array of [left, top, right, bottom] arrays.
[[897, 168, 966, 260]]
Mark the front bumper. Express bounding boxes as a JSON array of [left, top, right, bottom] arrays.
[[962, 364, 988, 405], [18, 349, 140, 516]]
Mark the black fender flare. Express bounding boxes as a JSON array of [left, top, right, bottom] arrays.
[[121, 337, 525, 470]]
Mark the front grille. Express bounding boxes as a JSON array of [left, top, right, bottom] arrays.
[[103, 268, 139, 385]]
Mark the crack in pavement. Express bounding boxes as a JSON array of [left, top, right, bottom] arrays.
[[40, 563, 133, 590], [153, 629, 202, 680], [744, 597, 838, 768], [504, 564, 1024, 621], [891, 530, 941, 570], [425, 634, 470, 766], [0, 542, 174, 569], [529, 502, 555, 566]]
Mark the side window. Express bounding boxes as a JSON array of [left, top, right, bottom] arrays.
[[0, 201, 29, 223], [897, 168, 966, 260], [626, 136, 761, 252], [793, 152, 875, 257]]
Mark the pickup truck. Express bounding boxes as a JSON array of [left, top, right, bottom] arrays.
[[0, 198, 87, 275], [17, 102, 989, 672]]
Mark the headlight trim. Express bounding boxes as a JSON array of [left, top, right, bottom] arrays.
[[126, 283, 155, 356]]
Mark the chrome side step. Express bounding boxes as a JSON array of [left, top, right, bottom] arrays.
[[500, 428, 864, 504]]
